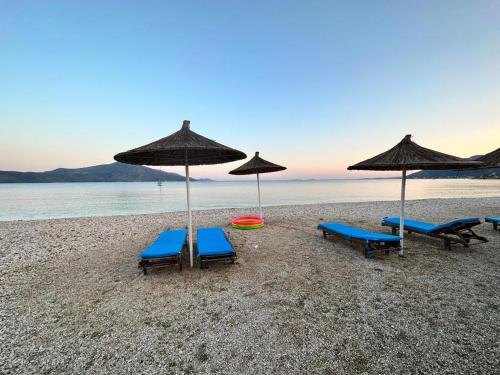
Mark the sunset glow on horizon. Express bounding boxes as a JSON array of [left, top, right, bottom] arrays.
[[1, 1, 498, 180]]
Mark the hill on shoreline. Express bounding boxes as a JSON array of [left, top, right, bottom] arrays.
[[407, 155, 499, 179], [0, 162, 206, 183], [1, 160, 498, 183], [408, 168, 499, 179]]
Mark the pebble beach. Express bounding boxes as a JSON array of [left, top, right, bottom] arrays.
[[1, 197, 499, 374]]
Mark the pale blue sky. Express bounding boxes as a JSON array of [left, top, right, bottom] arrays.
[[1, 1, 499, 179]]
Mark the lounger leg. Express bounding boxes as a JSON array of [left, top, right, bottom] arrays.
[[458, 231, 470, 247], [444, 239, 451, 250], [139, 261, 147, 275], [178, 255, 182, 272], [322, 230, 327, 238], [391, 227, 397, 235], [494, 223, 498, 230], [364, 243, 374, 258], [468, 229, 488, 243]]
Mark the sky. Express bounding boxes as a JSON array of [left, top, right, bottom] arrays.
[[0, 0, 499, 180]]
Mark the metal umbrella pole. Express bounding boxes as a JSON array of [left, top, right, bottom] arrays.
[[114, 120, 246, 271], [399, 169, 406, 256], [229, 151, 286, 219], [185, 154, 194, 268], [256, 173, 263, 219]]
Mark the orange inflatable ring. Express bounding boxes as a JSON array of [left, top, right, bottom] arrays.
[[231, 215, 265, 230]]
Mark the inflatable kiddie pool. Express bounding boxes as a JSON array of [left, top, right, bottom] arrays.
[[231, 215, 264, 230]]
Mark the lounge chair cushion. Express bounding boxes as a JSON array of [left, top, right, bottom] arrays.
[[197, 227, 235, 256], [155, 229, 186, 243], [139, 229, 187, 259], [318, 223, 400, 242], [485, 216, 500, 223], [382, 217, 481, 233]]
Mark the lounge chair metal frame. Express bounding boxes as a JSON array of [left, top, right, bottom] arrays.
[[138, 250, 184, 275], [199, 252, 236, 269], [382, 220, 488, 250], [319, 227, 401, 258], [198, 230, 236, 269]]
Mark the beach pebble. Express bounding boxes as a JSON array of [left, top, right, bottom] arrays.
[[0, 198, 499, 374]]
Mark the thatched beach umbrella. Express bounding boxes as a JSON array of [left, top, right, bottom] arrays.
[[348, 134, 482, 255], [229, 152, 286, 218], [477, 148, 500, 168], [114, 120, 246, 268]]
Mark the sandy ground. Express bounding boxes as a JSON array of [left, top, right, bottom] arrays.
[[1, 198, 499, 374]]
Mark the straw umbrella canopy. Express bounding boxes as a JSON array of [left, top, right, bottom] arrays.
[[477, 148, 500, 168], [348, 134, 482, 255], [229, 152, 286, 218], [114, 120, 246, 268]]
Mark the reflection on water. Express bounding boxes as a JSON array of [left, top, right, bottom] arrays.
[[0, 179, 498, 221]]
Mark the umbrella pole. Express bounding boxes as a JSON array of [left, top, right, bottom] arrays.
[[399, 169, 406, 256], [185, 160, 194, 268], [257, 173, 262, 219]]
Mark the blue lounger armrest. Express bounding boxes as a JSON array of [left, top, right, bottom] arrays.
[[318, 223, 400, 243], [139, 229, 187, 259], [197, 227, 235, 257], [382, 217, 481, 233]]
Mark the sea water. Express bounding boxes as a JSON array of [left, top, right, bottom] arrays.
[[0, 179, 498, 221]]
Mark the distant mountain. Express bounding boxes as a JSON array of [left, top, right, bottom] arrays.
[[0, 162, 209, 183], [408, 155, 499, 179], [408, 168, 499, 179]]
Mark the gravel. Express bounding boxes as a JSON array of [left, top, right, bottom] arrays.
[[1, 198, 499, 374]]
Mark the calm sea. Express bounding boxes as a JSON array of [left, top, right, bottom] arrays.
[[0, 179, 499, 221]]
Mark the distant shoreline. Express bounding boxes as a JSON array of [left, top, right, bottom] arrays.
[[2, 161, 498, 183], [1, 176, 499, 184], [2, 195, 500, 223]]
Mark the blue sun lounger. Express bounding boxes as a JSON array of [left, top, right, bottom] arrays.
[[382, 217, 488, 250], [485, 216, 500, 230], [318, 222, 401, 258], [197, 227, 236, 269], [138, 229, 187, 274]]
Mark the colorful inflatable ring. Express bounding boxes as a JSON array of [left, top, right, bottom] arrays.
[[231, 215, 265, 230]]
